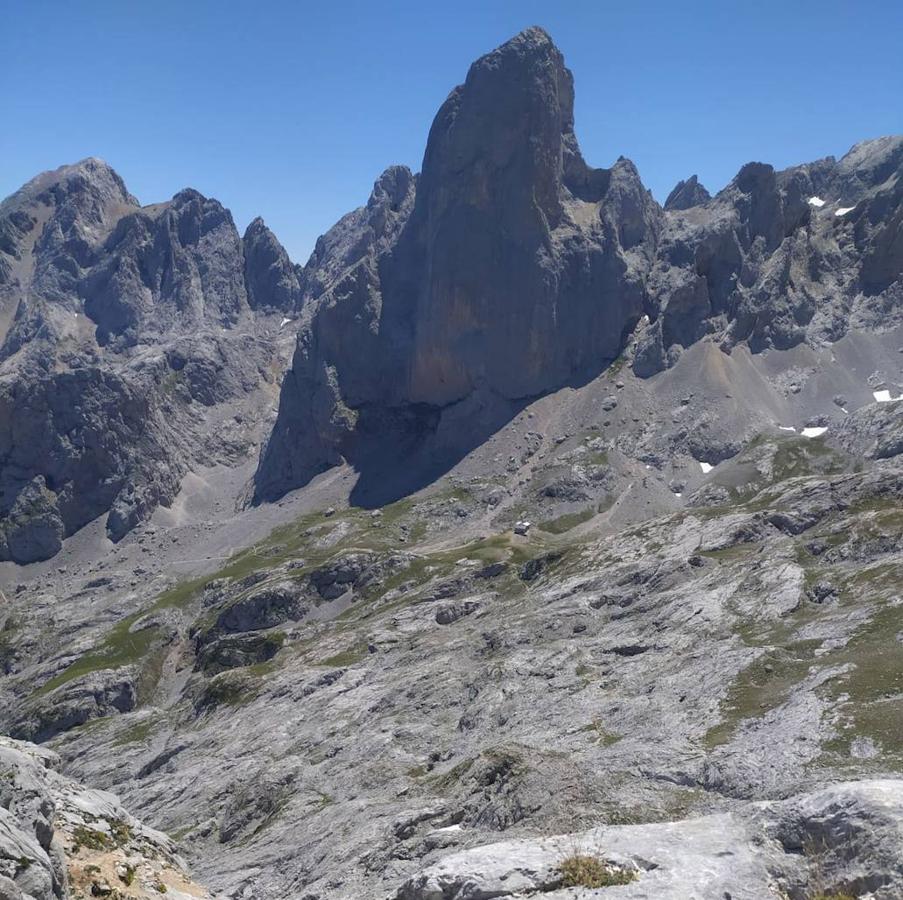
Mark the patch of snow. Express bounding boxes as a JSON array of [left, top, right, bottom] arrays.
[[645, 464, 652, 470], [801, 427, 827, 438], [279, 317, 291, 328], [699, 462, 713, 474], [835, 206, 855, 217], [433, 824, 463, 833], [778, 425, 796, 432], [674, 492, 683, 498], [807, 196, 826, 207], [874, 389, 903, 403]]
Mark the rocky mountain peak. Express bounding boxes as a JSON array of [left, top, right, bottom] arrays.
[[663, 174, 711, 210], [4, 157, 135, 212], [0, 158, 138, 307], [243, 215, 302, 311], [367, 165, 415, 212], [417, 25, 575, 232], [834, 135, 903, 201], [0, 157, 304, 562], [255, 28, 658, 501]]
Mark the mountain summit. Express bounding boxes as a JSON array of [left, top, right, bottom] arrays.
[[255, 27, 660, 501]]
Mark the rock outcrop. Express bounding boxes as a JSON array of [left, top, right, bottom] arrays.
[[0, 736, 210, 900], [242, 217, 303, 311], [397, 780, 903, 900]]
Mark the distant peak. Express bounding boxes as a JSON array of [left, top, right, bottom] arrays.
[[54, 157, 125, 190], [664, 174, 711, 211], [3, 156, 136, 211], [73, 155, 113, 171], [734, 162, 776, 194], [837, 134, 903, 178], [367, 165, 415, 210], [171, 187, 207, 205]]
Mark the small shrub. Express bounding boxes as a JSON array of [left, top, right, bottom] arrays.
[[558, 853, 636, 888], [71, 825, 111, 852], [109, 819, 133, 846]]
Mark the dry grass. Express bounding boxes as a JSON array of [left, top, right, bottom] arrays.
[[557, 853, 636, 888]]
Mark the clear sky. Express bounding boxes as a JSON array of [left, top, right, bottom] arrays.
[[4, 0, 902, 263]]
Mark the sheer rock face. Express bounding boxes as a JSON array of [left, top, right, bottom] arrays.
[[0, 160, 294, 563], [256, 27, 662, 500], [401, 27, 657, 406]]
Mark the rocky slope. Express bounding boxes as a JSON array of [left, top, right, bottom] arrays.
[[0, 159, 299, 564], [0, 23, 902, 900], [0, 736, 210, 900]]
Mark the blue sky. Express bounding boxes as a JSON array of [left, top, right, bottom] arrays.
[[4, 0, 902, 263]]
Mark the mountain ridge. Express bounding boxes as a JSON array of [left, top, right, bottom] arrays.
[[0, 26, 902, 900]]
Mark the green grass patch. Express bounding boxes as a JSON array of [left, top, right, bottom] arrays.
[[36, 624, 162, 697], [112, 715, 159, 747], [426, 756, 476, 792], [537, 507, 595, 535], [705, 639, 822, 748], [580, 719, 622, 747], [199, 671, 260, 709], [314, 643, 369, 668], [818, 597, 903, 759], [71, 825, 110, 852]]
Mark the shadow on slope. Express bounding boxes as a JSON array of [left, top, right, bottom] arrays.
[[345, 388, 535, 509]]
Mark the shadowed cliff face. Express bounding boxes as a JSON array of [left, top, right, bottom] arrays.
[[400, 27, 656, 406], [255, 27, 662, 503]]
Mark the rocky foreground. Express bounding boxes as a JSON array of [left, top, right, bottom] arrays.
[[398, 780, 903, 899], [0, 736, 209, 900]]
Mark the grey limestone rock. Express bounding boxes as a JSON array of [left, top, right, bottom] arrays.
[[0, 156, 296, 562], [256, 27, 903, 502], [255, 27, 660, 501]]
